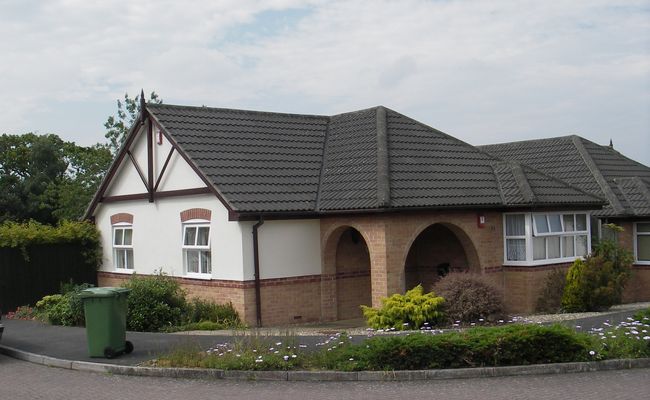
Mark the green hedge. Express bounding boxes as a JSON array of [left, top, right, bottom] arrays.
[[324, 324, 592, 371], [0, 220, 101, 264]]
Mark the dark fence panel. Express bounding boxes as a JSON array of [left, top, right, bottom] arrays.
[[0, 243, 97, 312]]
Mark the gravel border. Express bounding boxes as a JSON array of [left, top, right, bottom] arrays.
[[171, 302, 650, 337], [1, 344, 648, 381]]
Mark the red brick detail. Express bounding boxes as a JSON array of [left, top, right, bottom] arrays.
[[180, 208, 211, 222], [484, 265, 504, 273], [335, 270, 371, 279], [110, 213, 133, 225]]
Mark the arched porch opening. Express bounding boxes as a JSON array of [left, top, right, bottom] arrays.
[[333, 227, 372, 319], [404, 223, 479, 292]]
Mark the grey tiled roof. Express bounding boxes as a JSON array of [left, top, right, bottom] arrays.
[[147, 104, 604, 215], [480, 136, 650, 218]]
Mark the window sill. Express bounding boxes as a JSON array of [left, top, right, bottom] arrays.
[[504, 257, 584, 267], [112, 268, 136, 274], [634, 261, 650, 266], [184, 273, 212, 280]]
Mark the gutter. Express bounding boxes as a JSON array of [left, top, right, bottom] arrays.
[[252, 217, 264, 327]]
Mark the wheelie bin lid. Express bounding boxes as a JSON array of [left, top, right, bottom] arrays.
[[79, 287, 130, 298]]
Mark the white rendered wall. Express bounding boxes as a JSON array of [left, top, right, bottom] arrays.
[[105, 130, 149, 196], [153, 127, 206, 191], [246, 219, 322, 280], [95, 194, 246, 281], [105, 126, 206, 197]]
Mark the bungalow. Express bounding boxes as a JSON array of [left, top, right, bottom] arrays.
[[86, 99, 624, 326], [480, 136, 650, 302]]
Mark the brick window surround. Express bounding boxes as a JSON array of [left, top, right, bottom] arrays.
[[180, 208, 212, 222], [110, 213, 133, 225]]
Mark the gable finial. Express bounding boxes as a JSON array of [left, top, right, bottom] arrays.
[[609, 138, 613, 148]]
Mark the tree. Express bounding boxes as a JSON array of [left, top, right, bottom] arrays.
[[0, 133, 112, 223], [104, 91, 162, 154], [0, 133, 67, 224], [561, 225, 633, 312], [50, 142, 112, 221]]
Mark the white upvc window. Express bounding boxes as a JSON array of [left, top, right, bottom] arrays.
[[634, 222, 650, 265], [504, 212, 590, 266], [182, 221, 211, 277], [113, 224, 134, 270]]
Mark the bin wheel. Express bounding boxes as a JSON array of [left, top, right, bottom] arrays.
[[104, 347, 116, 359], [125, 341, 134, 354]]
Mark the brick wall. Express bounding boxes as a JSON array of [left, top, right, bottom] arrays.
[[613, 221, 650, 303], [502, 264, 571, 314], [98, 271, 324, 326]]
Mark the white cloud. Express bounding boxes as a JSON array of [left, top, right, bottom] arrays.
[[0, 0, 648, 163]]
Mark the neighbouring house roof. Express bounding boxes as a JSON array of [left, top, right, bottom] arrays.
[[480, 136, 650, 218], [134, 104, 604, 217]]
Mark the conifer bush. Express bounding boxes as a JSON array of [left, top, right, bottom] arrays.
[[562, 230, 632, 312], [361, 285, 445, 330]]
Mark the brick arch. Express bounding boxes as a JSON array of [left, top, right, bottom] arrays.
[[400, 220, 481, 292], [110, 213, 133, 225], [403, 220, 481, 269], [180, 208, 211, 222]]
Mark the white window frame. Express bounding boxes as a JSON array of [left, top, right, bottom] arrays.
[[112, 223, 134, 272], [182, 220, 212, 278], [504, 213, 527, 262], [634, 222, 650, 265], [503, 212, 591, 266]]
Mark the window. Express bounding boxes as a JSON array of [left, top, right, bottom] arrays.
[[504, 212, 590, 265], [532, 213, 588, 261], [635, 222, 650, 264], [505, 214, 526, 261], [183, 223, 211, 275], [113, 225, 134, 270]]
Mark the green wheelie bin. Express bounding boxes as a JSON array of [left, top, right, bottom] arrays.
[[79, 287, 133, 358]]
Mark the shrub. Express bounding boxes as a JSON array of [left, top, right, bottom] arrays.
[[6, 305, 37, 320], [633, 308, 650, 322], [360, 285, 445, 330], [433, 273, 504, 323], [122, 273, 187, 332], [562, 255, 631, 312], [184, 298, 241, 326], [562, 227, 633, 312], [325, 324, 592, 371], [35, 295, 68, 325], [34, 283, 93, 326], [535, 268, 567, 313]]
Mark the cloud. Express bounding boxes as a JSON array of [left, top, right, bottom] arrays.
[[0, 0, 648, 163]]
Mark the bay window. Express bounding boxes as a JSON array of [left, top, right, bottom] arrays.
[[504, 212, 590, 265]]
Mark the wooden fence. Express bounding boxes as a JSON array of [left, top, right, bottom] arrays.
[[0, 243, 97, 312]]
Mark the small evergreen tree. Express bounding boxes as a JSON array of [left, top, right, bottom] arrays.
[[562, 225, 632, 312]]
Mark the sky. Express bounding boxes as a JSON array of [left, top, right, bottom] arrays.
[[1, 0, 649, 165]]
